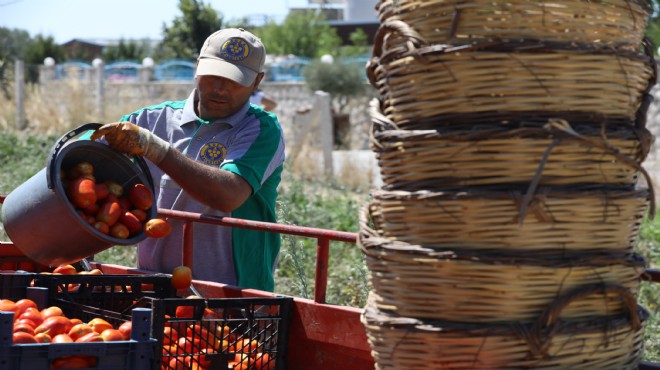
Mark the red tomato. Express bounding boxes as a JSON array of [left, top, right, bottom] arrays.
[[104, 180, 124, 197], [171, 266, 192, 290], [13, 331, 37, 344], [75, 331, 103, 342], [117, 321, 132, 340], [120, 211, 143, 234], [144, 218, 172, 238], [96, 200, 122, 226], [93, 221, 110, 235], [130, 208, 147, 222], [110, 222, 130, 239], [68, 178, 97, 208], [128, 183, 153, 210], [34, 316, 71, 337], [100, 328, 125, 341], [94, 182, 109, 201], [53, 264, 77, 275]]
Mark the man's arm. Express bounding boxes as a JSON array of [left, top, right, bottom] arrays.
[[157, 148, 252, 212], [90, 122, 252, 213]]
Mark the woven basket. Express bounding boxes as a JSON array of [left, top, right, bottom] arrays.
[[366, 20, 657, 126], [359, 206, 646, 323], [375, 0, 651, 49], [369, 99, 653, 190], [368, 187, 649, 254], [361, 287, 647, 369]]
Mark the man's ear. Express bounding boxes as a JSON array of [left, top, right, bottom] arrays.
[[253, 72, 265, 89]]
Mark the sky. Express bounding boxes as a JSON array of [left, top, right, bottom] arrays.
[[0, 0, 312, 43]]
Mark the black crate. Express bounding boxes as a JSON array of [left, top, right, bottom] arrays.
[[146, 296, 293, 370], [27, 274, 293, 369], [0, 288, 158, 370]]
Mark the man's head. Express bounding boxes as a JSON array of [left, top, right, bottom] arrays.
[[196, 28, 265, 87], [195, 28, 266, 120]]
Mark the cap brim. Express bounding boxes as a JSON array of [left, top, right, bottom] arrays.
[[195, 58, 257, 86]]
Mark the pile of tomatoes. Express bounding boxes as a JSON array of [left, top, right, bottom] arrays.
[[0, 297, 132, 368], [163, 296, 275, 370], [62, 161, 171, 239]]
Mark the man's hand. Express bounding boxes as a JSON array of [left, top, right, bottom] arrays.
[[90, 122, 170, 164]]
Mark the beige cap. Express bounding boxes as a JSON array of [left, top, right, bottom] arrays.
[[196, 28, 265, 86]]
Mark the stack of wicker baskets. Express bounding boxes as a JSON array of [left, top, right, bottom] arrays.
[[359, 1, 657, 369]]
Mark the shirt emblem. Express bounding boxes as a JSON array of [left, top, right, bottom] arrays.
[[199, 142, 227, 166]]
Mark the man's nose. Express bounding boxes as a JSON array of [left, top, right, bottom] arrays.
[[212, 78, 229, 91]]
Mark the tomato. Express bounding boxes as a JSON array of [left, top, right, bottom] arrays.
[[0, 299, 17, 313], [13, 323, 35, 335], [128, 183, 153, 210], [33, 332, 51, 343], [171, 266, 192, 290], [100, 328, 125, 341], [94, 182, 109, 201], [52, 333, 74, 343], [14, 298, 37, 316], [18, 307, 43, 326], [67, 177, 97, 208], [51, 355, 95, 369], [117, 321, 132, 340], [75, 331, 103, 342], [82, 202, 99, 215], [12, 331, 37, 344], [93, 221, 110, 235], [110, 222, 130, 239], [120, 211, 143, 234], [53, 264, 77, 275], [254, 352, 274, 370], [162, 326, 179, 345], [68, 323, 94, 341], [130, 208, 147, 222], [144, 218, 172, 238], [69, 161, 94, 178], [118, 197, 132, 212], [104, 180, 124, 197], [41, 306, 64, 319], [88, 318, 113, 334], [96, 200, 122, 226], [35, 316, 71, 337], [235, 338, 260, 353]]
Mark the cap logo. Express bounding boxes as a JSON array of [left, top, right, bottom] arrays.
[[220, 38, 249, 62]]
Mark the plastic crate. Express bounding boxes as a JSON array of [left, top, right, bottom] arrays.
[[30, 274, 294, 369], [0, 272, 37, 302], [0, 287, 158, 370], [147, 296, 293, 370]]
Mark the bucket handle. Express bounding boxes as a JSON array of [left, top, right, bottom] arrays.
[[46, 123, 155, 193]]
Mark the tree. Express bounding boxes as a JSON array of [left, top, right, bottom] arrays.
[[256, 10, 342, 58], [158, 0, 223, 60], [102, 38, 151, 63], [23, 34, 65, 83]]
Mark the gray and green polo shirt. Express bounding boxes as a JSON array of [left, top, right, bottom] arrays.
[[124, 90, 285, 292]]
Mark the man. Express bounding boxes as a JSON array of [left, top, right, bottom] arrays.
[[91, 28, 285, 292]]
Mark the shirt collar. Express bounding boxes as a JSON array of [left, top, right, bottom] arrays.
[[181, 89, 250, 128]]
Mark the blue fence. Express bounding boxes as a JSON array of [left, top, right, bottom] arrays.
[[49, 56, 369, 82]]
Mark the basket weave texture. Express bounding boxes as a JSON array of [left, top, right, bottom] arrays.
[[375, 0, 651, 48], [362, 287, 647, 370], [366, 20, 657, 125], [359, 206, 646, 323], [369, 99, 653, 190], [369, 187, 648, 254]]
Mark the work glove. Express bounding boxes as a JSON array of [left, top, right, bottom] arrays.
[[90, 122, 170, 164]]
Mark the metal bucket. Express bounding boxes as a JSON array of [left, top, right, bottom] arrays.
[[1, 123, 156, 266]]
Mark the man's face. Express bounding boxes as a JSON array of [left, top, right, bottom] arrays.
[[195, 75, 256, 120]]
